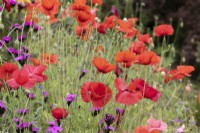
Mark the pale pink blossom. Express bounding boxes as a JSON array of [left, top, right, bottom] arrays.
[[147, 117, 167, 132]]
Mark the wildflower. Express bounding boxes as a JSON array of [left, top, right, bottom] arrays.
[[51, 108, 69, 120], [26, 92, 35, 100], [115, 108, 124, 128], [91, 0, 103, 5], [40, 53, 58, 64], [131, 78, 161, 102], [114, 78, 142, 105], [81, 82, 112, 107], [24, 21, 34, 28], [18, 35, 26, 41], [9, 23, 22, 31], [10, 0, 16, 6], [43, 91, 48, 103], [111, 5, 119, 17], [129, 41, 147, 54], [33, 25, 43, 32], [154, 24, 174, 37], [46, 121, 62, 133], [75, 25, 93, 40], [0, 63, 18, 80], [136, 51, 160, 66], [18, 108, 29, 115], [175, 124, 185, 133], [75, 10, 95, 27], [79, 69, 88, 79], [164, 65, 195, 83], [114, 50, 137, 68], [92, 57, 116, 74], [98, 114, 115, 133], [88, 107, 101, 116], [30, 58, 41, 66], [3, 36, 11, 43], [134, 126, 149, 133], [185, 83, 191, 93], [2, 0, 11, 12], [147, 117, 167, 132], [137, 34, 153, 45], [16, 121, 30, 133], [0, 100, 6, 116], [31, 127, 39, 133], [65, 93, 76, 106]]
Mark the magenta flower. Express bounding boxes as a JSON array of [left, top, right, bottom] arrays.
[[147, 117, 167, 132], [175, 124, 185, 133]]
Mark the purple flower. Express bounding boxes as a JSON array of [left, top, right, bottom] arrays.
[[88, 107, 101, 117], [31, 127, 39, 133], [26, 93, 35, 100], [0, 100, 6, 116], [0, 40, 5, 49], [10, 0, 17, 6], [43, 91, 48, 103], [18, 35, 26, 41], [3, 36, 11, 43], [175, 124, 185, 133], [79, 69, 88, 79], [104, 114, 115, 126], [111, 5, 119, 17], [103, 126, 115, 133], [9, 23, 22, 31], [16, 122, 30, 133], [115, 108, 124, 115], [65, 93, 76, 106], [33, 25, 43, 32], [18, 108, 29, 115], [24, 21, 34, 28], [0, 7, 2, 12], [46, 121, 63, 133]]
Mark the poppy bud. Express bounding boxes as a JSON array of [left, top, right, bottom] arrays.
[[51, 108, 69, 120]]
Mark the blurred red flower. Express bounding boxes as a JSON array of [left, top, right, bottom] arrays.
[[129, 41, 147, 54], [132, 79, 161, 102], [40, 53, 58, 64], [91, 0, 103, 5], [136, 51, 160, 66], [114, 78, 142, 105], [51, 108, 69, 120], [137, 34, 153, 45], [92, 58, 116, 74], [114, 51, 137, 68], [3, 0, 11, 12], [81, 82, 112, 107], [154, 24, 174, 37], [0, 63, 18, 80]]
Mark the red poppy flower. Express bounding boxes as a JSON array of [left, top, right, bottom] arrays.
[[7, 69, 36, 89], [75, 25, 93, 40], [23, 65, 47, 83], [103, 15, 118, 29], [36, 0, 61, 16], [30, 58, 41, 66], [81, 82, 112, 107], [134, 126, 150, 133], [92, 58, 116, 74], [131, 79, 161, 102], [0, 63, 18, 80], [114, 51, 137, 68], [114, 78, 142, 105], [51, 108, 69, 120], [3, 0, 11, 12], [137, 34, 153, 44], [69, 0, 90, 13], [164, 65, 195, 83], [75, 11, 95, 27], [123, 28, 139, 38], [40, 53, 58, 64], [97, 24, 106, 34], [154, 24, 174, 37], [129, 41, 147, 54], [136, 51, 160, 66], [91, 0, 103, 5]]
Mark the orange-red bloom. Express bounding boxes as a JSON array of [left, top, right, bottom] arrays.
[[81, 82, 112, 107], [136, 51, 160, 66], [129, 41, 147, 54], [75, 25, 93, 40], [114, 51, 137, 68], [0, 63, 18, 80], [51, 108, 69, 120], [164, 65, 195, 83], [75, 11, 95, 27], [154, 24, 174, 37], [92, 58, 116, 74], [91, 0, 103, 5], [40, 53, 58, 64], [133, 126, 160, 133], [137, 34, 153, 44], [30, 58, 41, 66]]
